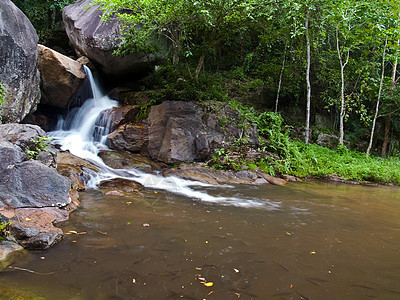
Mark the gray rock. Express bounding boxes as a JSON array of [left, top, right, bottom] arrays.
[[0, 123, 56, 167], [0, 0, 41, 123], [0, 140, 25, 173], [0, 160, 70, 209], [62, 0, 164, 80], [146, 101, 259, 164], [148, 101, 204, 163], [316, 132, 339, 149], [38, 44, 86, 109]]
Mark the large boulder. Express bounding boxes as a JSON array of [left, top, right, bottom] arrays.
[[0, 0, 41, 123], [148, 101, 204, 163], [37, 44, 86, 109], [62, 0, 164, 81], [146, 101, 259, 164], [0, 160, 71, 209]]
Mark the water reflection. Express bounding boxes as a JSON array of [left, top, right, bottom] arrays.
[[1, 181, 400, 299]]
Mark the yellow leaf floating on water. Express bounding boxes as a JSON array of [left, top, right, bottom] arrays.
[[310, 250, 317, 255], [203, 282, 214, 287]]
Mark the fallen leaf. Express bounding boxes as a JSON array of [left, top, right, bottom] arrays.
[[234, 268, 240, 274], [310, 250, 317, 255], [25, 217, 31, 221], [40, 257, 45, 260], [127, 222, 131, 225], [286, 232, 292, 236], [132, 278, 137, 284], [203, 282, 214, 287], [195, 267, 202, 271], [142, 223, 150, 227], [126, 202, 132, 205]]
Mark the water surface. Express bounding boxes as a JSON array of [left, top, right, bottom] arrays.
[[1, 181, 400, 299]]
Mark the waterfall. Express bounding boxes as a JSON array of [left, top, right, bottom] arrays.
[[49, 66, 262, 207]]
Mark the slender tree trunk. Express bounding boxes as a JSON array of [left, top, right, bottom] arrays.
[[382, 39, 399, 157], [336, 23, 349, 145], [275, 43, 287, 113], [305, 13, 311, 144], [194, 54, 205, 79], [367, 37, 388, 156]]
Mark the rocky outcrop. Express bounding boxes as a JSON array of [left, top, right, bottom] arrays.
[[0, 0, 41, 123], [38, 44, 86, 109], [0, 124, 72, 250], [62, 0, 164, 80], [146, 101, 259, 164], [104, 101, 259, 164]]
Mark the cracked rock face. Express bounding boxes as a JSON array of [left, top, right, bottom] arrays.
[[0, 0, 41, 123]]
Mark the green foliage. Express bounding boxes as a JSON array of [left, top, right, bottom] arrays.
[[13, 0, 75, 42], [0, 219, 11, 240], [26, 136, 54, 160]]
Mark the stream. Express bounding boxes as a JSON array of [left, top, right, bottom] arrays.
[[1, 182, 400, 299], [1, 68, 400, 299]]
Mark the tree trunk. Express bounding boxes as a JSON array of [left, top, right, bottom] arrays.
[[305, 13, 311, 144], [336, 24, 349, 146], [366, 37, 387, 156], [381, 39, 399, 157], [275, 43, 287, 113], [194, 54, 205, 80]]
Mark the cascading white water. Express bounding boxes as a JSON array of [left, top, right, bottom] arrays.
[[49, 66, 270, 208]]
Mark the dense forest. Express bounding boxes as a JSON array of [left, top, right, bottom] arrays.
[[10, 0, 400, 183]]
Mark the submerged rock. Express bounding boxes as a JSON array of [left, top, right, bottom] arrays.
[[0, 0, 41, 123], [0, 239, 24, 270], [99, 178, 144, 197]]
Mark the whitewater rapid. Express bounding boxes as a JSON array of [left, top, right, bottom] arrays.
[[49, 66, 274, 208]]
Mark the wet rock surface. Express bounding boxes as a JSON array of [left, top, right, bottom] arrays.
[[99, 150, 164, 171], [56, 151, 99, 191], [163, 163, 288, 186]]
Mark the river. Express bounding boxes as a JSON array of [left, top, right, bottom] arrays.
[[1, 181, 400, 299]]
